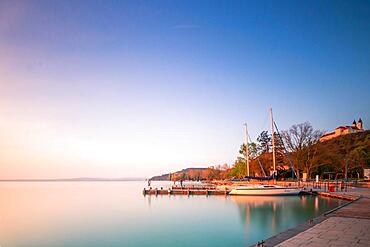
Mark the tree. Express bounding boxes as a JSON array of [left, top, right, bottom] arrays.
[[229, 157, 248, 178], [257, 130, 271, 154], [281, 122, 324, 178], [302, 141, 323, 178], [239, 142, 258, 159], [273, 132, 287, 169], [257, 131, 271, 154]]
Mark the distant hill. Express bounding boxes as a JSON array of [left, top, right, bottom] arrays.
[[151, 167, 209, 181]]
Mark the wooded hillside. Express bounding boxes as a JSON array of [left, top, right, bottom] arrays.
[[150, 166, 229, 181], [313, 130, 370, 179]]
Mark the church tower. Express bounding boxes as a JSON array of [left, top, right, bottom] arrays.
[[352, 120, 357, 128], [357, 118, 363, 130]]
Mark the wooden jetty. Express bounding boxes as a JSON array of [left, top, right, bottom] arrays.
[[143, 184, 361, 199], [143, 186, 230, 196]]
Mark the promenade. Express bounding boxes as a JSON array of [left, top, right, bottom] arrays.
[[263, 188, 370, 247]]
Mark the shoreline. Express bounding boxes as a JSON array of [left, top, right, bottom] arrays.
[[0, 178, 146, 182]]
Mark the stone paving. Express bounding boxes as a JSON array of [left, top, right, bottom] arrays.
[[275, 217, 370, 247], [259, 188, 370, 247]]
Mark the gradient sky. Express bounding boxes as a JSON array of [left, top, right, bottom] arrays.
[[0, 0, 369, 178]]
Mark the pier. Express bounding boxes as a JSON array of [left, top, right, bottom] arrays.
[[143, 185, 230, 196], [143, 180, 356, 198]]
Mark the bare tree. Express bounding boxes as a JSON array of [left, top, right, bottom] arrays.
[[281, 122, 324, 178]]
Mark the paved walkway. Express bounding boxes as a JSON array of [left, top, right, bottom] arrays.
[[275, 217, 370, 247], [262, 188, 370, 247]]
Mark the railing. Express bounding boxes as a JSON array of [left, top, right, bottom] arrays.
[[171, 184, 216, 190], [279, 180, 352, 192]]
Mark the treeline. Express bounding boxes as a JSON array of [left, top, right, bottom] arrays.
[[156, 122, 369, 181], [151, 166, 231, 181], [230, 122, 370, 180], [171, 165, 231, 180]]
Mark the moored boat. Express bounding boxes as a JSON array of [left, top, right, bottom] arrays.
[[229, 184, 301, 196], [232, 108, 300, 196]]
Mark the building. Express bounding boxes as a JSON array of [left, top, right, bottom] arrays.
[[320, 118, 364, 142]]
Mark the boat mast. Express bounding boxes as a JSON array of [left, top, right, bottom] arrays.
[[270, 108, 276, 176], [244, 123, 250, 176]]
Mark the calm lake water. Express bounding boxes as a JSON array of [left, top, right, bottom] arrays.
[[0, 181, 345, 247]]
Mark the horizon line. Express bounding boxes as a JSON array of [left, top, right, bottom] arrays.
[[0, 177, 147, 182]]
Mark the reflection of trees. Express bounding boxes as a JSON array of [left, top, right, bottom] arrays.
[[232, 196, 289, 235], [231, 196, 343, 239]]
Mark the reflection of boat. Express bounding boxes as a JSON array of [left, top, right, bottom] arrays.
[[229, 184, 301, 196], [230, 195, 284, 206]]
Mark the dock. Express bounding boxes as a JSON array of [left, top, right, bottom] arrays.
[[143, 181, 364, 199], [143, 185, 230, 196], [143, 186, 357, 197]]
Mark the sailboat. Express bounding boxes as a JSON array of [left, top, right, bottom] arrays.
[[229, 108, 301, 196], [229, 184, 301, 196]]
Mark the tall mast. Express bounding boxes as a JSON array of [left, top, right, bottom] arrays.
[[244, 123, 250, 176], [270, 108, 276, 176]]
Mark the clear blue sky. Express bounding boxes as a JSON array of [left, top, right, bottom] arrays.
[[0, 0, 369, 178]]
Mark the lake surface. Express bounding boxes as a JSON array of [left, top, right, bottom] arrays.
[[0, 181, 345, 247]]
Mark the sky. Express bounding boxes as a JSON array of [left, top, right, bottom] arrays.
[[0, 0, 369, 179]]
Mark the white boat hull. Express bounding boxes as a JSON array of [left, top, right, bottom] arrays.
[[229, 187, 301, 196]]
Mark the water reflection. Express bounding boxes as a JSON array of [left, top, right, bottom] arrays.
[[0, 182, 344, 247], [230, 195, 341, 239]]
